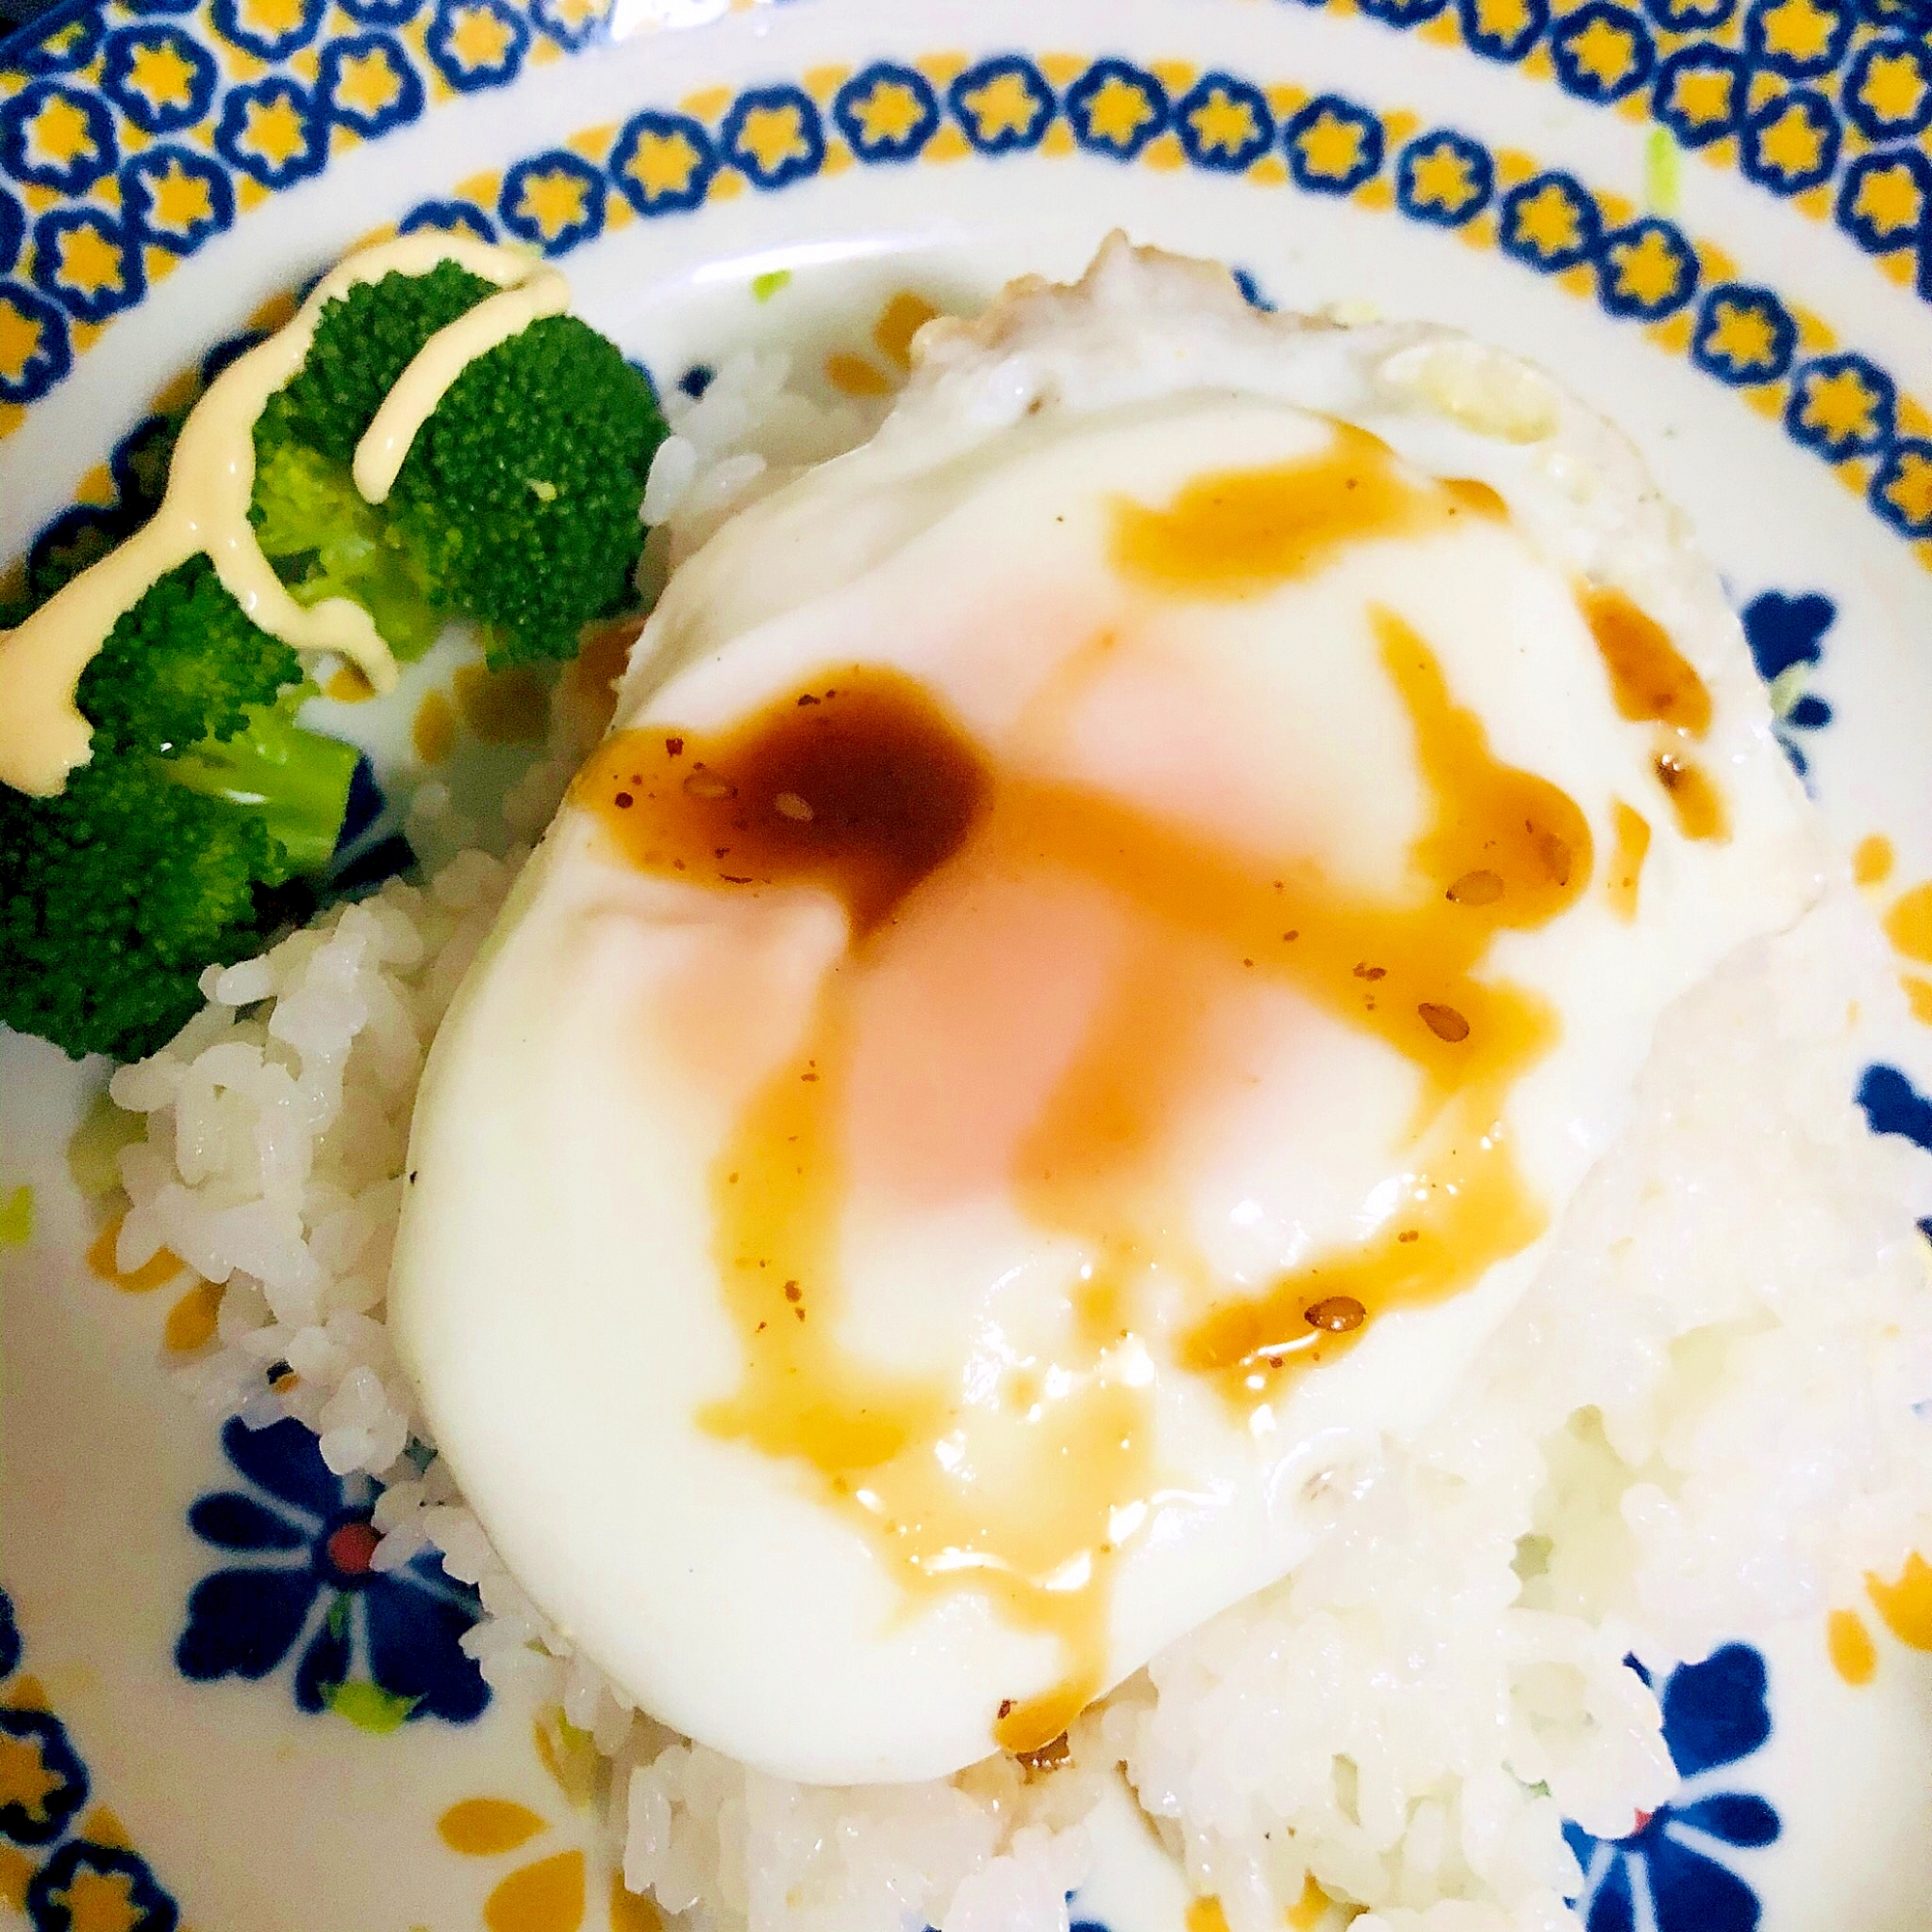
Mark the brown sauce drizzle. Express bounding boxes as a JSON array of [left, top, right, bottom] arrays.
[[1172, 609, 1586, 1390], [576, 672, 1138, 1732], [580, 673, 984, 937], [1110, 422, 1503, 596], [1579, 585, 1727, 844], [570, 615, 645, 742], [1607, 800, 1651, 922], [569, 430, 1593, 1745], [1583, 587, 1711, 735], [1653, 750, 1729, 842]]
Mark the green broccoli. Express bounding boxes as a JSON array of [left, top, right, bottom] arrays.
[[3, 250, 666, 1065], [0, 556, 359, 1060], [252, 260, 668, 667]]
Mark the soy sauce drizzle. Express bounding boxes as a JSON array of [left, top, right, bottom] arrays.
[[1580, 586, 1727, 844]]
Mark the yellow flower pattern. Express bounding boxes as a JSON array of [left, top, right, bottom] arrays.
[[0, 297, 49, 387], [1467, 0, 1534, 43], [1567, 16, 1637, 89], [143, 158, 216, 233], [623, 128, 700, 199], [1883, 449, 1932, 527], [334, 50, 405, 118], [1859, 52, 1927, 128], [1406, 145, 1477, 214], [733, 102, 808, 174], [23, 96, 99, 172], [1798, 366, 1883, 444], [51, 225, 121, 298], [1852, 161, 1922, 240], [1084, 73, 1156, 148], [1294, 110, 1363, 180], [1754, 101, 1828, 179], [0, 1730, 63, 1827], [448, 7, 516, 71], [1757, 0, 1838, 66], [1702, 299, 1779, 376], [1666, 67, 1734, 129], [1187, 88, 1258, 157], [236, 94, 307, 166], [516, 168, 587, 235], [852, 78, 925, 147], [47, 1862, 141, 1932], [125, 42, 201, 114], [1609, 227, 1687, 305], [1511, 182, 1584, 257], [958, 70, 1043, 144]]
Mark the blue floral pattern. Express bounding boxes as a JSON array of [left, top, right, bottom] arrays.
[[1858, 1062, 1932, 1153], [176, 1415, 489, 1728], [1565, 1646, 1780, 1932], [1740, 587, 1836, 775]]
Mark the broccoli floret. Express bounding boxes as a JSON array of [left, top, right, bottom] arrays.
[[3, 250, 663, 1062], [0, 555, 359, 1061], [165, 693, 366, 875], [252, 263, 666, 668], [81, 553, 300, 755], [267, 260, 496, 462], [389, 314, 667, 666], [251, 437, 445, 659]]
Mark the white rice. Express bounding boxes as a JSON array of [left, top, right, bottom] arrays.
[[637, 348, 883, 584], [102, 350, 1932, 1932]]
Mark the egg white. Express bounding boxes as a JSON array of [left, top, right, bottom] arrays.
[[390, 241, 1823, 1785]]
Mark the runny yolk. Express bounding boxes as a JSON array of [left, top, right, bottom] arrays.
[[1580, 586, 1727, 844], [569, 426, 1593, 1749]]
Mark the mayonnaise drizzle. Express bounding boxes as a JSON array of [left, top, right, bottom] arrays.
[[0, 232, 559, 798], [354, 270, 569, 505]]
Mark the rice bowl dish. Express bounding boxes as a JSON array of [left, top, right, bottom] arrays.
[[10, 233, 1932, 1932]]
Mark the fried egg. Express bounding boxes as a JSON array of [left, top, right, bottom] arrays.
[[389, 240, 1823, 1786]]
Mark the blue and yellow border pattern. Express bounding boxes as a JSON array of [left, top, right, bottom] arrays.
[[1313, 0, 1932, 280], [0, 1587, 180, 1932], [3, 0, 1932, 569], [379, 51, 1932, 559], [0, 0, 612, 432]]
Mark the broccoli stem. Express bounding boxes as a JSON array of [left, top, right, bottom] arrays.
[[164, 696, 361, 876]]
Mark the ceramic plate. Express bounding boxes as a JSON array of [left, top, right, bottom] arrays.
[[8, 0, 1932, 1925]]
